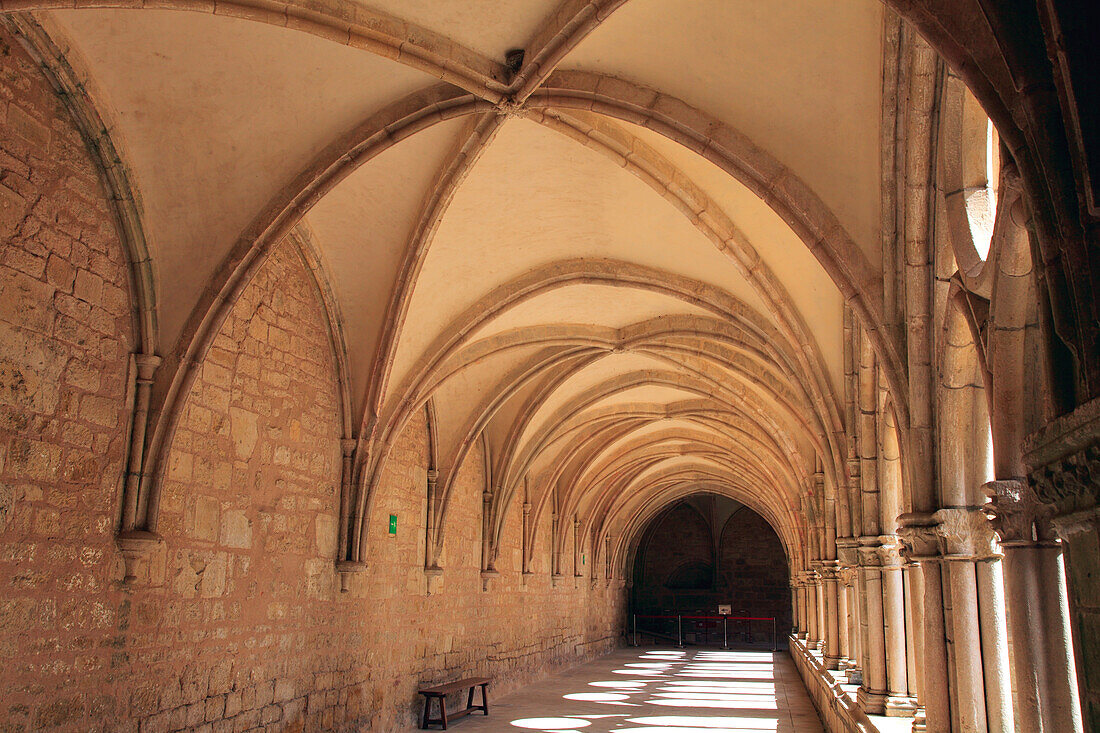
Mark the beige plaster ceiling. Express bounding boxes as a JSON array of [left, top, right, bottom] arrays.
[[28, 0, 889, 563]]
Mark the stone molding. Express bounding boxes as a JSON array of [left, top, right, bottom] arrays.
[[933, 507, 1000, 560], [836, 536, 860, 567]]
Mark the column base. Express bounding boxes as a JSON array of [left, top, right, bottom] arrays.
[[823, 654, 842, 670], [856, 686, 887, 715], [844, 666, 863, 685], [911, 707, 927, 731], [884, 694, 919, 717]]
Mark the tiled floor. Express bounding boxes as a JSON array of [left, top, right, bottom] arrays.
[[424, 647, 824, 732]]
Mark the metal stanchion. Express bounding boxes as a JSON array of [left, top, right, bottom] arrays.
[[772, 618, 777, 652], [677, 615, 683, 648], [723, 617, 728, 649], [633, 614, 637, 647]]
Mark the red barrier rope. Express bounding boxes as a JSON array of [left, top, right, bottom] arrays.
[[634, 614, 775, 621]]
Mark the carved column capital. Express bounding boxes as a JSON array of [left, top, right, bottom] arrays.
[[857, 544, 883, 567], [876, 535, 905, 567], [897, 512, 940, 562], [133, 352, 162, 381], [1028, 443, 1100, 511], [983, 478, 1053, 544], [934, 507, 1000, 560], [340, 438, 357, 457], [1024, 397, 1100, 514]]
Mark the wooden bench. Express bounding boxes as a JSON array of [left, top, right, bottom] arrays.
[[417, 677, 490, 730]]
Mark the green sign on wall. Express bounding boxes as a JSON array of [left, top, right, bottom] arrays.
[[388, 514, 398, 535]]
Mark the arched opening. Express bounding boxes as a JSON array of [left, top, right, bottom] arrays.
[[630, 492, 791, 646]]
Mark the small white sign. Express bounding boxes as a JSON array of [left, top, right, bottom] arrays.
[[718, 604, 732, 615]]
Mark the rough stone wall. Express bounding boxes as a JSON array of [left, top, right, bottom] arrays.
[[0, 31, 138, 731], [0, 31, 624, 731]]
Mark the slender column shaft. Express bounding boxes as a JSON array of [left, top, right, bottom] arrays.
[[857, 544, 887, 714], [823, 566, 841, 668], [976, 558, 1013, 732], [880, 538, 915, 716], [837, 574, 850, 661], [946, 559, 987, 732], [903, 565, 919, 699], [806, 573, 820, 647]]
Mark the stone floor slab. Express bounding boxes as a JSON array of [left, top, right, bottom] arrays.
[[414, 647, 825, 733]]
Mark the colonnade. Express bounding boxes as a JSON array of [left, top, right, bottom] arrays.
[[791, 502, 1080, 731]]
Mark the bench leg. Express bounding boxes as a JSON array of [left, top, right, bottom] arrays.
[[467, 686, 475, 712], [481, 683, 489, 715], [421, 696, 433, 730], [440, 697, 448, 730]]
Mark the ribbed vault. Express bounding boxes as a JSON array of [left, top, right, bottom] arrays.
[[10, 0, 892, 587]]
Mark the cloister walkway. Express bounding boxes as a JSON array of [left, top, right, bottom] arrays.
[[441, 647, 824, 733]]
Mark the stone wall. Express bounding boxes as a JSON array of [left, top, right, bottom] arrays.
[[633, 501, 792, 634], [0, 31, 624, 733], [0, 29, 138, 731]]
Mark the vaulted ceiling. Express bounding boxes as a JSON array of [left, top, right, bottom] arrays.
[[36, 0, 887, 562]]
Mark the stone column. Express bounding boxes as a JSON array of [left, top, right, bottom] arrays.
[[837, 566, 851, 662], [838, 537, 862, 683], [879, 537, 917, 715], [986, 479, 1083, 732], [795, 577, 808, 640], [790, 580, 800, 637], [805, 569, 821, 649], [899, 513, 950, 733], [935, 507, 1015, 733], [856, 540, 888, 714], [822, 561, 842, 669], [814, 563, 827, 653]]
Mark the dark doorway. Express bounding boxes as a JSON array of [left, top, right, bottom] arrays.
[[631, 494, 792, 647]]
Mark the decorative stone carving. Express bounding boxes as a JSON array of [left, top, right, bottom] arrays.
[[876, 535, 905, 568], [1028, 442, 1100, 511], [983, 478, 1053, 544], [934, 507, 1000, 560], [335, 559, 366, 593], [1024, 396, 1100, 513], [897, 512, 940, 562], [857, 544, 883, 567]]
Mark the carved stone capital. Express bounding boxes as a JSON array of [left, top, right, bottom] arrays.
[[857, 544, 883, 567], [983, 478, 1053, 544], [838, 566, 859, 586], [340, 438, 357, 457], [934, 507, 1000, 560], [897, 512, 940, 562], [116, 529, 163, 584], [876, 535, 905, 567], [818, 560, 840, 581], [335, 560, 366, 593], [1025, 396, 1100, 513], [133, 352, 162, 382]]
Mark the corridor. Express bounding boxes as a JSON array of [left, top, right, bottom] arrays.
[[446, 648, 823, 733]]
